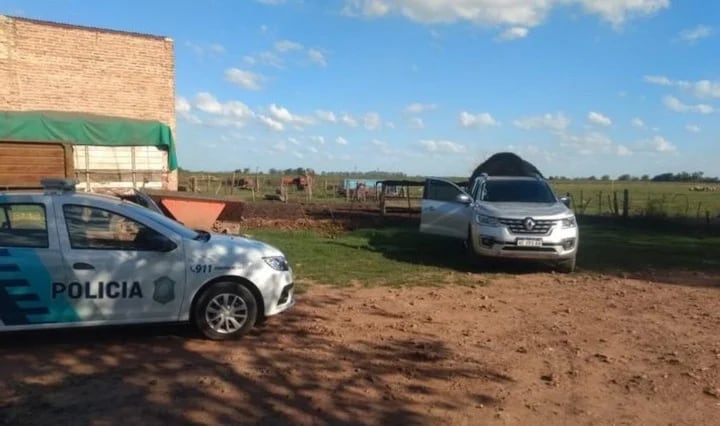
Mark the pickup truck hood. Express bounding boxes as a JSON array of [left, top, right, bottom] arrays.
[[476, 202, 572, 219]]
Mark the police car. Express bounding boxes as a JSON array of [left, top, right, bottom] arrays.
[[0, 179, 294, 340]]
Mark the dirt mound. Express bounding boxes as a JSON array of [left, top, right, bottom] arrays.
[[469, 152, 544, 183]]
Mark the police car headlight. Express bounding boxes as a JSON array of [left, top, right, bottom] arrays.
[[263, 256, 289, 271]]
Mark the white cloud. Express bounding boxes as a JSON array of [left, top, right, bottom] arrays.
[[581, 0, 669, 27], [193, 92, 255, 120], [644, 76, 720, 99], [315, 110, 337, 122], [513, 112, 570, 131], [588, 111, 612, 127], [268, 104, 314, 125], [497, 27, 529, 41], [272, 142, 287, 152], [663, 95, 715, 114], [693, 80, 720, 98], [639, 135, 676, 153], [371, 139, 386, 146], [678, 25, 714, 42], [341, 113, 359, 127], [185, 41, 226, 57], [336, 137, 349, 145], [386, 121, 396, 129], [288, 137, 300, 145], [306, 146, 319, 153], [405, 103, 438, 114], [243, 56, 257, 65], [643, 75, 672, 85], [616, 145, 633, 156], [686, 124, 701, 133], [459, 111, 499, 128], [225, 68, 264, 90], [258, 115, 284, 132], [409, 117, 425, 129], [560, 131, 614, 155], [293, 151, 305, 159], [631, 117, 645, 128], [363, 112, 382, 130], [420, 139, 466, 154], [310, 136, 326, 145], [257, 0, 285, 4], [176, 97, 191, 113], [308, 49, 327, 66], [343, 0, 669, 28], [275, 40, 304, 52]]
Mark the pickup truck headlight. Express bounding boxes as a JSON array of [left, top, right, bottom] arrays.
[[560, 216, 577, 228], [263, 256, 289, 271], [475, 214, 501, 227]]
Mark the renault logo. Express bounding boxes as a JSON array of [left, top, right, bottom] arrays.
[[524, 217, 536, 231]]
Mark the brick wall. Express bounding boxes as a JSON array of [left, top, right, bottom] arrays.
[[0, 15, 177, 189]]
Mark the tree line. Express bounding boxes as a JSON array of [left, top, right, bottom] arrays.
[[548, 172, 719, 183]]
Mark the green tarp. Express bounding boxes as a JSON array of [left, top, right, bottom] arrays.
[[0, 111, 178, 170]]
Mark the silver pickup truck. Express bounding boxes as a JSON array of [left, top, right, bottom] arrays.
[[420, 173, 578, 273]]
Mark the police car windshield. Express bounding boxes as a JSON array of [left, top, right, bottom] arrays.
[[481, 180, 556, 203], [124, 201, 201, 240]]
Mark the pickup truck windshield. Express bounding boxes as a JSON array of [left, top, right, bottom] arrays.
[[481, 180, 557, 203]]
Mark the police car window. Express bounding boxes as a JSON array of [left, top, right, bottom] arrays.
[[63, 205, 170, 251], [0, 204, 49, 248]]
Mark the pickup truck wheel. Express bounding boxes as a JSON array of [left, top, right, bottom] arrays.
[[557, 257, 576, 274], [194, 282, 258, 340]]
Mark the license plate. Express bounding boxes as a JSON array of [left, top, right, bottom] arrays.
[[517, 238, 543, 247]]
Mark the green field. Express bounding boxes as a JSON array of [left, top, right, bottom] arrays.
[[245, 221, 720, 289], [551, 180, 720, 218]]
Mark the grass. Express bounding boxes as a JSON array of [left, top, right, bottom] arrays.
[[551, 181, 720, 217], [246, 222, 720, 288], [248, 227, 483, 288]]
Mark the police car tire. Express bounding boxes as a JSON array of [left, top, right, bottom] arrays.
[[194, 282, 258, 340]]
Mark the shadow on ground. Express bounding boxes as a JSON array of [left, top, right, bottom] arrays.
[[0, 294, 506, 426], [336, 215, 720, 288]]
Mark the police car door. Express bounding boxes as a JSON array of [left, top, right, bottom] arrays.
[[54, 200, 186, 324], [0, 196, 73, 329]]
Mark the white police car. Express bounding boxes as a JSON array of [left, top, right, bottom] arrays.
[[0, 179, 294, 340]]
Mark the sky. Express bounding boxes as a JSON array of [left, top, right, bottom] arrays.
[[2, 0, 719, 178]]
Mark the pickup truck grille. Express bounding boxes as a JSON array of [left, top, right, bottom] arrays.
[[499, 218, 555, 235]]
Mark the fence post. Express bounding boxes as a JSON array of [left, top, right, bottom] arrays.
[[622, 189, 629, 219], [613, 191, 619, 216]]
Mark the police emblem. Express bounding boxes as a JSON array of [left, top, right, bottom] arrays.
[[153, 276, 176, 304]]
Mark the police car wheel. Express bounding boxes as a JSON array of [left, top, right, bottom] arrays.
[[194, 282, 258, 340]]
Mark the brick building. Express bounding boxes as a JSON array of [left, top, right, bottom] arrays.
[[0, 15, 178, 190]]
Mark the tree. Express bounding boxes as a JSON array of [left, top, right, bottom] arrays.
[[641, 174, 650, 181], [617, 174, 632, 181], [601, 175, 611, 181]]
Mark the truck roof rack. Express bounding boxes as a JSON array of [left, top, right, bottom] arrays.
[[41, 178, 77, 194]]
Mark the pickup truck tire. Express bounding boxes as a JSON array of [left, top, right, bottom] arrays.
[[194, 282, 258, 340], [557, 256, 576, 274]]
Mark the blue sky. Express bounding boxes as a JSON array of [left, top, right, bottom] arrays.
[[3, 0, 719, 177]]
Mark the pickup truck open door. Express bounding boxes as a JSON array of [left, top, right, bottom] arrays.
[[420, 178, 474, 240]]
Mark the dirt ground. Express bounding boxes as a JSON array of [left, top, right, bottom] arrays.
[[1, 272, 719, 426]]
